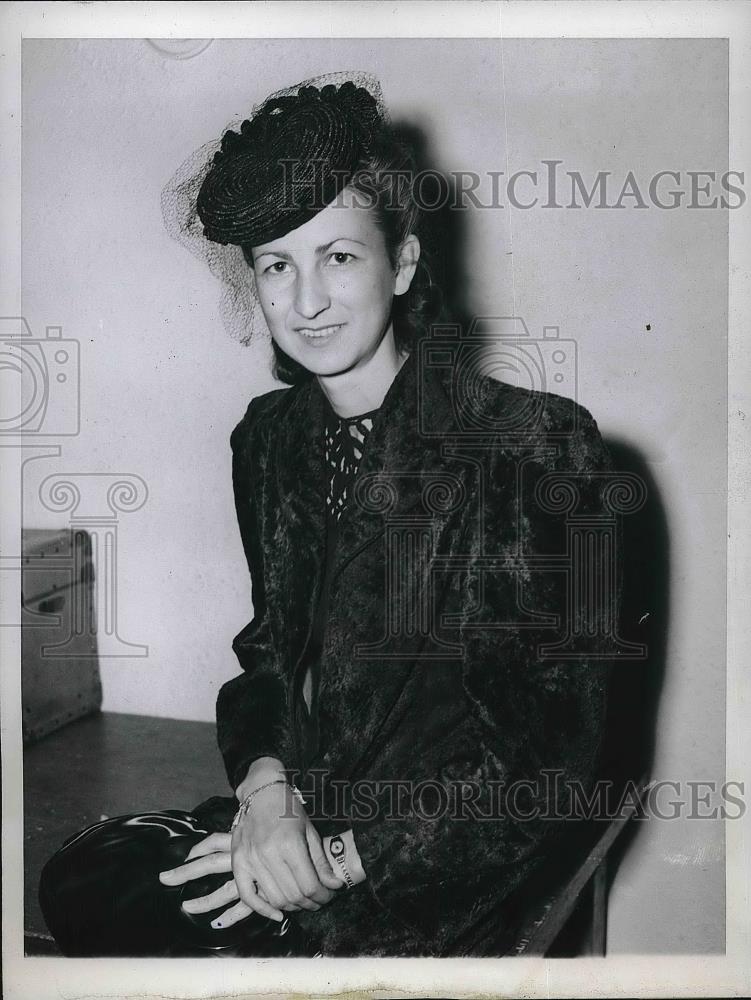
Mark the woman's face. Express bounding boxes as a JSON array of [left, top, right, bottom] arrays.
[[250, 186, 415, 377]]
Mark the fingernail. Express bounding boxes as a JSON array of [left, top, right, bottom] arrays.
[[181, 900, 197, 911], [158, 871, 174, 882], [211, 919, 223, 929], [273, 912, 284, 922]]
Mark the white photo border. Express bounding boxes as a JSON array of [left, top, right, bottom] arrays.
[[1, 2, 749, 998]]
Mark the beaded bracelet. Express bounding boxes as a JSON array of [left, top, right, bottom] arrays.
[[230, 779, 306, 831]]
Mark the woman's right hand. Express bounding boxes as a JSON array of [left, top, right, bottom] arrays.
[[159, 831, 284, 925], [231, 780, 343, 915]]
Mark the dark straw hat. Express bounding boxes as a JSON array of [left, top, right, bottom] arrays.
[[196, 81, 384, 248], [161, 73, 387, 345]]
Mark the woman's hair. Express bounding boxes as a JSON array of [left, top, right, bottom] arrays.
[[241, 123, 445, 386]]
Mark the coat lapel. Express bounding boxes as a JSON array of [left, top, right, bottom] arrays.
[[328, 346, 458, 580], [270, 345, 462, 672], [272, 378, 328, 667]]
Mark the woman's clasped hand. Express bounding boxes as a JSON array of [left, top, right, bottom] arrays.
[[159, 780, 343, 928]]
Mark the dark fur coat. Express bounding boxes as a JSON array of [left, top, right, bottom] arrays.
[[216, 341, 618, 956]]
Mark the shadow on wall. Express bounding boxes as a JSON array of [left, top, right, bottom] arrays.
[[600, 440, 671, 887], [391, 119, 475, 331]]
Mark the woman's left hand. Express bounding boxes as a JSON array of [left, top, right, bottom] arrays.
[[159, 831, 284, 927]]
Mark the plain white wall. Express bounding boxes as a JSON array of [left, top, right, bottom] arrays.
[[21, 38, 727, 954]]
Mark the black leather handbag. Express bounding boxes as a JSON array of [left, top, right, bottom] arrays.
[[38, 796, 321, 957]]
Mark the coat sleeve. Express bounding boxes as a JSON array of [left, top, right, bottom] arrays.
[[300, 402, 618, 954], [216, 397, 294, 791]]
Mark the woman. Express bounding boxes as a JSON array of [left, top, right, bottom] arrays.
[[39, 74, 615, 958]]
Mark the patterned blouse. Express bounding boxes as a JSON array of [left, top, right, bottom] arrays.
[[323, 402, 379, 521]]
